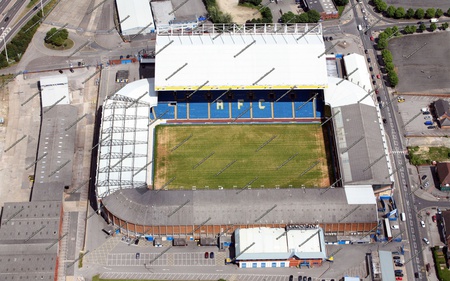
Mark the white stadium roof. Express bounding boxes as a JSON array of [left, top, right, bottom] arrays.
[[155, 24, 328, 91], [96, 79, 157, 199], [234, 227, 326, 260], [116, 0, 155, 36], [343, 54, 373, 92], [40, 75, 70, 108]]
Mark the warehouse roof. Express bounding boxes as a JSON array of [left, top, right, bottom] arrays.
[[102, 188, 378, 226], [116, 0, 155, 36], [32, 105, 77, 201], [234, 227, 326, 260], [155, 24, 327, 91]]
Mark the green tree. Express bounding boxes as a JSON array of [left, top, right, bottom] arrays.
[[376, 0, 387, 12], [442, 22, 449, 30], [306, 10, 321, 22], [240, 0, 262, 6], [388, 71, 398, 87], [386, 5, 396, 17], [447, 8, 450, 16], [430, 23, 437, 31], [280, 11, 296, 23], [419, 23, 427, 32], [394, 7, 405, 19], [44, 27, 69, 46], [382, 27, 392, 38], [377, 38, 388, 49], [385, 61, 394, 72], [392, 26, 399, 36], [435, 8, 443, 18], [403, 25, 412, 34], [425, 8, 435, 19], [405, 8, 415, 19], [381, 49, 393, 63], [415, 8, 424, 19]]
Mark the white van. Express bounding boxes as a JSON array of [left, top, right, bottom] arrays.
[[357, 25, 362, 31], [400, 212, 406, 221]]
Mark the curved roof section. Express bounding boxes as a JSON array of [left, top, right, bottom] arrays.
[[102, 188, 377, 226], [155, 24, 328, 91]]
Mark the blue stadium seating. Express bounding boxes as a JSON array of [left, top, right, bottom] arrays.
[[210, 100, 230, 119], [177, 103, 187, 119], [252, 99, 272, 119], [154, 90, 324, 120], [188, 102, 208, 119], [151, 103, 175, 120]]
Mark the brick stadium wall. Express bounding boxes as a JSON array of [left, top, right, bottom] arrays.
[[104, 208, 377, 238]]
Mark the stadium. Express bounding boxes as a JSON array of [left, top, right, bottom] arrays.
[[93, 23, 393, 266]]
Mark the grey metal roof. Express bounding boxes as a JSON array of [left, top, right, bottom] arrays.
[[0, 201, 61, 244], [102, 188, 378, 227], [32, 104, 77, 201], [333, 103, 391, 185], [379, 251, 395, 281]]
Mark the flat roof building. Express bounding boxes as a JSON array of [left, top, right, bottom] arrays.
[[40, 75, 70, 107], [116, 0, 155, 36]]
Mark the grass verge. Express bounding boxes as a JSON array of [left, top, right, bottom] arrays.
[[408, 146, 450, 165]]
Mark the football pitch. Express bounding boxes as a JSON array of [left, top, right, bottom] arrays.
[[153, 124, 331, 189]]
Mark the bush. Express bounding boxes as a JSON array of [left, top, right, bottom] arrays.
[[240, 0, 262, 6], [425, 8, 435, 18], [405, 8, 415, 18], [447, 7, 450, 16], [419, 23, 427, 32], [388, 71, 398, 87], [435, 8, 443, 18], [430, 22, 437, 31], [279, 9, 320, 23], [385, 61, 394, 72], [403, 25, 417, 34], [415, 8, 424, 19], [45, 27, 69, 46], [394, 7, 405, 18], [334, 0, 348, 6], [381, 49, 393, 63], [204, 0, 233, 23], [442, 22, 449, 30], [386, 5, 396, 17]]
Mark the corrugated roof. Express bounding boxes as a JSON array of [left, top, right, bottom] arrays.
[[333, 103, 391, 185], [155, 25, 327, 90], [116, 0, 155, 35]]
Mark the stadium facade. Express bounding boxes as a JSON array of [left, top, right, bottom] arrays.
[[94, 23, 392, 266]]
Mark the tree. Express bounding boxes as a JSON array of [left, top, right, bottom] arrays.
[[382, 27, 392, 38], [430, 23, 437, 31], [447, 8, 450, 16], [405, 8, 415, 19], [442, 22, 449, 30], [306, 9, 321, 22], [435, 8, 444, 18], [280, 11, 296, 23], [240, 0, 262, 5], [425, 8, 435, 19], [44, 27, 69, 46], [394, 7, 405, 19], [381, 49, 393, 63], [388, 71, 398, 87], [419, 23, 426, 32], [376, 0, 387, 12], [386, 6, 396, 17], [415, 8, 424, 19], [377, 38, 388, 49], [392, 26, 399, 36], [403, 25, 412, 34], [385, 61, 395, 72]]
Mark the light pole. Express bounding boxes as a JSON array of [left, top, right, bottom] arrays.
[[0, 28, 8, 64], [40, 0, 44, 17]]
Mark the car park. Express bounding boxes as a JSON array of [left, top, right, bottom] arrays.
[[420, 221, 425, 227], [204, 252, 209, 259], [423, 238, 430, 244], [210, 252, 214, 259]]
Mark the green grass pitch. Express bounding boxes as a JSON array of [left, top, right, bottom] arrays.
[[153, 124, 331, 189]]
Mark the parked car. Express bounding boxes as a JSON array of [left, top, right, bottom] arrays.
[[369, 66, 373, 72], [397, 97, 405, 103], [307, 277, 312, 281], [59, 70, 63, 74], [396, 262, 404, 267], [371, 74, 375, 79], [210, 252, 214, 259], [365, 49, 368, 54], [298, 276, 302, 281], [393, 256, 401, 260], [424, 115, 432, 120], [204, 252, 209, 259], [422, 175, 428, 180], [437, 208, 442, 214], [396, 277, 402, 281], [367, 57, 371, 63], [375, 88, 379, 94], [376, 74, 381, 79], [289, 275, 293, 281], [370, 36, 374, 41], [420, 221, 425, 227], [135, 252, 140, 259], [427, 126, 436, 129], [432, 215, 437, 222], [423, 238, 430, 244]]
